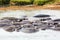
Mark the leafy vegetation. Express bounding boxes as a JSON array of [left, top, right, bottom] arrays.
[[0, 0, 60, 6], [10, 0, 55, 5], [11, 0, 32, 5], [11, 0, 31, 2], [0, 0, 10, 6], [33, 0, 49, 5], [2, 0, 10, 5], [0, 0, 2, 5]]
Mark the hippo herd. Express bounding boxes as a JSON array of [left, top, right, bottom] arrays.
[[0, 14, 60, 33]]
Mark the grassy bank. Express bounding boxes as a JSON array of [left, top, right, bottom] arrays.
[[0, 0, 60, 10], [11, 0, 54, 5], [0, 0, 60, 6]]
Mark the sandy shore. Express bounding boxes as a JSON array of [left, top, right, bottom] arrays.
[[0, 5, 60, 10]]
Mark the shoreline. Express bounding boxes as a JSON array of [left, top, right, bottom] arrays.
[[0, 5, 60, 11]]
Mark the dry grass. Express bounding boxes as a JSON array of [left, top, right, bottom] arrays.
[[0, 5, 60, 11]]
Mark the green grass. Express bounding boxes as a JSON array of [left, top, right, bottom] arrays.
[[11, 0, 31, 2], [0, 0, 60, 6]]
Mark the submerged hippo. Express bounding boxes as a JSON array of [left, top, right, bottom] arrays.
[[13, 22, 22, 32], [1, 17, 18, 21], [1, 17, 26, 22], [49, 19, 60, 31], [34, 14, 50, 18], [0, 19, 13, 27], [20, 24, 39, 33], [0, 19, 12, 23], [20, 20, 33, 25], [33, 14, 51, 21], [3, 25, 15, 32], [53, 19, 60, 24], [50, 24, 60, 31]]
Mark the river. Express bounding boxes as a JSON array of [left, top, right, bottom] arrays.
[[0, 10, 60, 40]]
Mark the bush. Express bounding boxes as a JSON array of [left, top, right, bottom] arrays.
[[0, 0, 10, 6], [15, 1, 31, 6], [11, 0, 32, 5], [30, 0, 34, 4], [0, 0, 2, 5], [33, 0, 54, 5], [0, 0, 56, 6], [45, 0, 55, 4], [2, 0, 10, 5]]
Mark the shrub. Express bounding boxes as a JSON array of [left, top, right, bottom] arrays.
[[15, 1, 31, 6], [11, 0, 32, 5], [33, 0, 54, 5], [45, 0, 55, 4], [30, 0, 34, 4], [0, 0, 2, 5], [2, 0, 10, 5]]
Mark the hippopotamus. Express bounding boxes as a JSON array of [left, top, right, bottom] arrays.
[[3, 25, 15, 32], [20, 24, 39, 33]]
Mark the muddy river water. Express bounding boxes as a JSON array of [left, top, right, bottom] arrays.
[[0, 10, 60, 19], [0, 10, 60, 40]]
